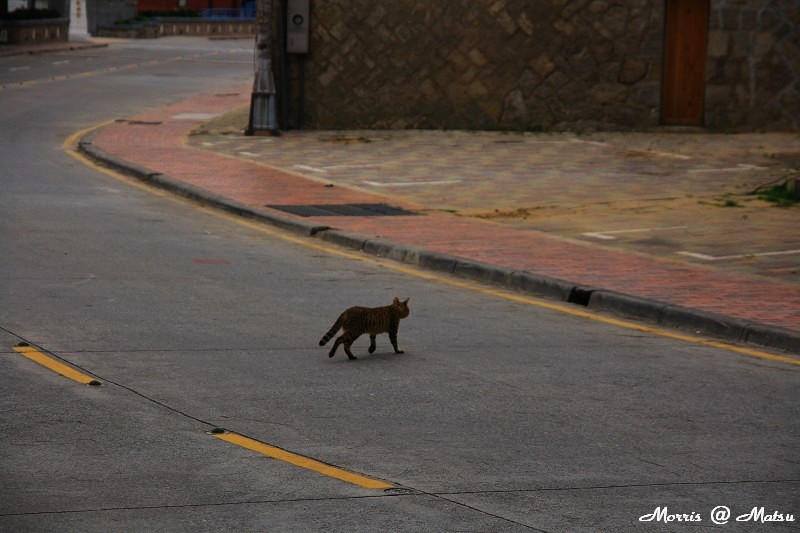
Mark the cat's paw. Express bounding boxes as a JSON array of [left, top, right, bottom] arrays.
[[368, 345, 376, 354], [395, 349, 404, 354]]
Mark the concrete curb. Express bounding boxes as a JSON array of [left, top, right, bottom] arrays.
[[79, 130, 331, 238], [78, 128, 800, 355]]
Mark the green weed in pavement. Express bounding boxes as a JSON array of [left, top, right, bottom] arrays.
[[756, 179, 800, 207]]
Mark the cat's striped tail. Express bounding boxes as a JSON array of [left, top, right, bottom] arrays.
[[319, 314, 344, 346]]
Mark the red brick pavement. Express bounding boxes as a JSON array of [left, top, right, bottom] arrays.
[[90, 90, 800, 334]]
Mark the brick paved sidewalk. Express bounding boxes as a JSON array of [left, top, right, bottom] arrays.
[[86, 88, 800, 346]]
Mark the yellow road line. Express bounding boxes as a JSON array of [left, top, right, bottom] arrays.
[[214, 432, 392, 489], [65, 123, 800, 367], [13, 345, 102, 386], [64, 120, 116, 151], [1, 59, 174, 92], [64, 121, 175, 198], [213, 213, 800, 367]]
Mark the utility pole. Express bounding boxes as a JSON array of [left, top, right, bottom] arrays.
[[246, 0, 278, 135]]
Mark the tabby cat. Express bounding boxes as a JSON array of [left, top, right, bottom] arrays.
[[319, 297, 410, 360]]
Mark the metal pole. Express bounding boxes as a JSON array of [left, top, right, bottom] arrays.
[[278, 0, 289, 130], [246, 0, 278, 135]]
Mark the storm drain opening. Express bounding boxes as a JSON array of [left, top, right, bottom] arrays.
[[568, 286, 594, 306], [266, 203, 417, 217]]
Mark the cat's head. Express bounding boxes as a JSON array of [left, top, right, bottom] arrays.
[[392, 297, 410, 318]]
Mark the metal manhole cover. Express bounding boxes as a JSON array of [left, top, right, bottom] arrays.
[[266, 203, 417, 217]]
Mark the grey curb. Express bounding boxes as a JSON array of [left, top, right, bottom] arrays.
[[745, 324, 800, 353], [509, 271, 575, 302], [316, 230, 368, 250], [78, 129, 800, 355], [80, 134, 330, 238], [587, 290, 666, 324], [362, 239, 421, 264]]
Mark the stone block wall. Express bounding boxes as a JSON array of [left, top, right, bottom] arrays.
[[705, 0, 800, 131], [0, 18, 69, 44], [96, 23, 158, 38], [281, 0, 798, 131]]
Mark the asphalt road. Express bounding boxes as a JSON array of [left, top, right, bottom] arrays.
[[1, 38, 798, 532]]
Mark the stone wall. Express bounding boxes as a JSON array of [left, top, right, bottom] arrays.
[[96, 24, 156, 38], [282, 0, 798, 131], [0, 17, 69, 44], [706, 0, 800, 131]]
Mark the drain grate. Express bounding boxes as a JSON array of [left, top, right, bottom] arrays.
[[266, 203, 417, 217]]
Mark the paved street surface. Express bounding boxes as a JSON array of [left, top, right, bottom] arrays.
[[1, 38, 799, 532], [90, 91, 800, 341]]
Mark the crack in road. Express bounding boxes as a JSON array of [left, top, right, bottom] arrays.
[[431, 478, 800, 496], [0, 493, 416, 517], [5, 480, 799, 530], [2, 329, 545, 529], [4, 325, 797, 532], [0, 493, 547, 531]]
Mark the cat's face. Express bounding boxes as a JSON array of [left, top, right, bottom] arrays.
[[393, 297, 410, 318]]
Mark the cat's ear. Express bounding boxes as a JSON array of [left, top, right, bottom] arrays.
[[393, 297, 400, 304], [403, 298, 409, 306]]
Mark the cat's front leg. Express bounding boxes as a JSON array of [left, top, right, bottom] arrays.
[[389, 333, 404, 354], [368, 335, 377, 354]]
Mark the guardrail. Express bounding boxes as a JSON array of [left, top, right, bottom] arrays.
[[97, 17, 255, 38], [199, 7, 255, 19]]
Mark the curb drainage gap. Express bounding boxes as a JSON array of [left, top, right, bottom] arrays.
[[568, 287, 594, 306]]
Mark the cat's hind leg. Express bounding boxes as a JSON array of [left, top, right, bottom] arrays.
[[341, 331, 360, 360], [328, 336, 343, 358], [344, 342, 357, 360]]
